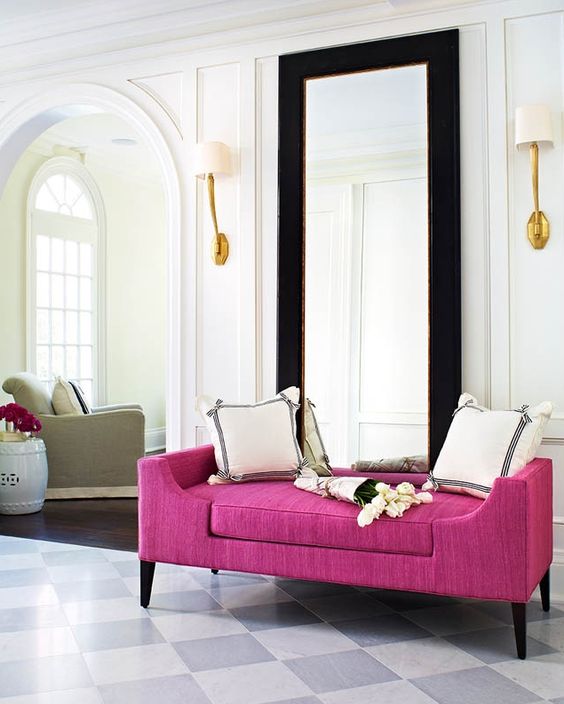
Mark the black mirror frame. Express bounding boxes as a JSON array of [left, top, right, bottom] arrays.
[[277, 29, 461, 466]]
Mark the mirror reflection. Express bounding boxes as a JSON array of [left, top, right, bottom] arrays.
[[304, 63, 429, 467]]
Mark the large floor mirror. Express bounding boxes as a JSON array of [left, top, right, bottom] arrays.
[[277, 30, 460, 467]]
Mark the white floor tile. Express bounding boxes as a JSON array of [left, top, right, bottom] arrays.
[[152, 609, 247, 642], [123, 572, 202, 597], [47, 563, 121, 584], [366, 636, 483, 678], [0, 687, 103, 704], [62, 597, 149, 625], [491, 651, 564, 700], [0, 554, 45, 571], [194, 660, 313, 704], [84, 643, 188, 685], [254, 622, 355, 659], [0, 626, 79, 662], [527, 616, 564, 652], [320, 679, 438, 704], [0, 585, 58, 610]]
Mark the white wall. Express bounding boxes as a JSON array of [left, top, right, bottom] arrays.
[[0, 0, 562, 595]]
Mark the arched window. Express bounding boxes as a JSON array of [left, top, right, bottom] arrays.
[[28, 158, 105, 405]]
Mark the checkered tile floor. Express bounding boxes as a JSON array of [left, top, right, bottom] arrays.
[[1, 534, 564, 703]]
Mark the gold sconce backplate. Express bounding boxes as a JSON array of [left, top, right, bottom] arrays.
[[527, 211, 549, 250], [212, 233, 229, 265]]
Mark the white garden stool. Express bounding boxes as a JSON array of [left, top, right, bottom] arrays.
[[0, 439, 48, 514]]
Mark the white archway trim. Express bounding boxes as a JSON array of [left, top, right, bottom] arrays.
[[0, 83, 182, 450], [26, 156, 107, 405]]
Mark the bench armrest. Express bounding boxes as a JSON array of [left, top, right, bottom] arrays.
[[138, 444, 217, 492]]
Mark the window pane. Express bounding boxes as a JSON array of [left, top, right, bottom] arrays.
[[51, 274, 64, 308], [78, 379, 93, 405], [65, 240, 78, 274], [72, 194, 93, 220], [35, 184, 58, 212], [59, 204, 72, 216], [47, 175, 65, 204], [65, 276, 78, 309], [80, 346, 92, 378], [66, 311, 78, 344], [36, 309, 50, 344], [79, 312, 92, 344], [36, 236, 50, 270], [51, 238, 64, 273], [79, 277, 92, 310], [36, 273, 49, 307], [36, 346, 50, 379], [66, 346, 78, 378], [79, 244, 92, 276], [51, 310, 64, 344], [65, 175, 82, 205], [52, 346, 64, 376]]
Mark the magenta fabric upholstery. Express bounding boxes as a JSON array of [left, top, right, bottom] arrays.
[[187, 479, 480, 556], [138, 445, 553, 604]]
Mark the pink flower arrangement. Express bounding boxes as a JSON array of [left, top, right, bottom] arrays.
[[0, 403, 42, 436]]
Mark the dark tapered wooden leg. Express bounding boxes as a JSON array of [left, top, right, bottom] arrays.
[[512, 602, 527, 659], [140, 560, 156, 608], [540, 569, 550, 612], [211, 569, 219, 574]]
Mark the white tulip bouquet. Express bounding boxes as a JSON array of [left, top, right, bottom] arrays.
[[294, 468, 433, 527]]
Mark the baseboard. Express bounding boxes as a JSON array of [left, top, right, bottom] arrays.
[[145, 426, 165, 453], [46, 486, 138, 499], [550, 548, 564, 604]]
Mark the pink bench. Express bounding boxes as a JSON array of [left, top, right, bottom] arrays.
[[138, 444, 553, 659]]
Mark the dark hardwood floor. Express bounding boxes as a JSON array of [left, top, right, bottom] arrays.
[[0, 499, 138, 552]]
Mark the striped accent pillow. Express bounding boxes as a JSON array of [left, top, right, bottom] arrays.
[[428, 393, 552, 498], [197, 386, 306, 482]]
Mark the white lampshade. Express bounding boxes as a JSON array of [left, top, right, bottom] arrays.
[[515, 105, 553, 149], [194, 141, 231, 178]]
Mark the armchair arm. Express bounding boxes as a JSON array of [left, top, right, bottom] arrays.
[[433, 457, 552, 601], [39, 409, 145, 489], [92, 404, 143, 413]]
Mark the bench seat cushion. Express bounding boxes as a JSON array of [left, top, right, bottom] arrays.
[[186, 471, 482, 557]]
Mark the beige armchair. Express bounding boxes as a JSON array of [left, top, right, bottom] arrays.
[[2, 373, 145, 498]]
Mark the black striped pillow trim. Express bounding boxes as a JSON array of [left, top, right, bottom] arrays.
[[307, 398, 332, 470], [68, 380, 91, 414], [430, 476, 492, 493]]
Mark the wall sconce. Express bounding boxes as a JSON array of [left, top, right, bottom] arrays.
[[194, 141, 231, 265], [515, 105, 553, 250]]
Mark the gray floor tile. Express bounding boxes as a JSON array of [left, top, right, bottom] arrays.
[[285, 649, 399, 693], [368, 589, 460, 611], [147, 589, 221, 614], [151, 609, 247, 642], [404, 604, 507, 636], [331, 613, 432, 646], [47, 562, 121, 583], [63, 596, 149, 625], [99, 674, 211, 704], [194, 660, 313, 704], [491, 652, 564, 700], [0, 604, 68, 632], [42, 549, 108, 566], [0, 567, 51, 587], [112, 560, 141, 577], [230, 601, 322, 631], [0, 653, 92, 697], [54, 578, 130, 603], [528, 616, 564, 651], [72, 617, 165, 651], [446, 626, 558, 663], [411, 665, 540, 704], [301, 593, 393, 622], [0, 553, 45, 571], [209, 582, 294, 609], [274, 579, 356, 600], [0, 626, 79, 662], [174, 632, 275, 671], [319, 679, 439, 704]]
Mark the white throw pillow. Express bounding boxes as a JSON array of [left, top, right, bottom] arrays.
[[52, 377, 84, 415], [429, 393, 552, 498], [197, 386, 306, 482]]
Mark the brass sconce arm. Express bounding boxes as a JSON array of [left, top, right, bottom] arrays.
[[206, 173, 229, 265]]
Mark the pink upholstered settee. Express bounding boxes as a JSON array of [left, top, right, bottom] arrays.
[[137, 445, 553, 659]]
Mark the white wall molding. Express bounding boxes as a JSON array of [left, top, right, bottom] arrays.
[[145, 426, 166, 453]]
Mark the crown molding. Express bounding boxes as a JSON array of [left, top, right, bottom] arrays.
[[0, 0, 507, 85]]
